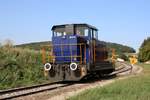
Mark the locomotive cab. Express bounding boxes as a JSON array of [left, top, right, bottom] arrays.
[[44, 23, 114, 82], [51, 24, 96, 64]]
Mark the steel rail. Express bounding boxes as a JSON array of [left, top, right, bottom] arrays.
[[0, 82, 73, 100], [110, 61, 132, 75], [0, 82, 59, 94]]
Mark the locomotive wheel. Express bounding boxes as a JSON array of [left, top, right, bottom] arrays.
[[49, 69, 56, 77], [74, 68, 81, 77]]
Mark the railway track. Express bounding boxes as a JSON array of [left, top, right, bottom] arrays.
[[0, 82, 73, 100], [0, 61, 132, 100], [110, 61, 132, 75]]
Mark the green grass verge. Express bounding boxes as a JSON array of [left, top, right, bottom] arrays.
[[68, 64, 150, 100]]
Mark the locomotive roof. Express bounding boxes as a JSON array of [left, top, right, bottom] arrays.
[[51, 23, 98, 31]]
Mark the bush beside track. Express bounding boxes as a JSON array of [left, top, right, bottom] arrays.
[[0, 46, 49, 90], [68, 64, 150, 100]]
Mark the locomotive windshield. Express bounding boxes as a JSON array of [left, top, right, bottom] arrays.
[[52, 24, 98, 39], [53, 27, 66, 37], [75, 26, 89, 36], [53, 25, 74, 37]]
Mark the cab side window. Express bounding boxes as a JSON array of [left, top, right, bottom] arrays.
[[84, 29, 89, 36], [93, 30, 98, 39]]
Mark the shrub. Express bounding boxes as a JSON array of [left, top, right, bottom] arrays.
[[0, 46, 48, 90], [119, 54, 128, 61]]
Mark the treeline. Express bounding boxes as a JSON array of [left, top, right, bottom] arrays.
[[138, 37, 150, 62], [16, 41, 51, 50], [16, 41, 135, 54], [101, 41, 135, 54]]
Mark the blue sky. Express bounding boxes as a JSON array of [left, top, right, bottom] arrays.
[[0, 0, 150, 51]]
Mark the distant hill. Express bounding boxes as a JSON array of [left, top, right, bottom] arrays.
[[16, 41, 51, 50], [16, 41, 135, 54], [101, 41, 136, 54]]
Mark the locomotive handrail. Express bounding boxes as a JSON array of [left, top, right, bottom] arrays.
[[50, 56, 82, 57], [41, 43, 86, 64], [93, 40, 96, 63]]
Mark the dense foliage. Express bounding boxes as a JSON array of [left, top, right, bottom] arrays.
[[138, 37, 150, 62], [0, 46, 48, 90]]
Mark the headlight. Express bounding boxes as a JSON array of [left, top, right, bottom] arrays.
[[70, 62, 77, 71], [44, 63, 51, 71]]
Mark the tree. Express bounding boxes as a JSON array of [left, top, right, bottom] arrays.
[[2, 39, 14, 47], [119, 54, 128, 61], [138, 37, 150, 62]]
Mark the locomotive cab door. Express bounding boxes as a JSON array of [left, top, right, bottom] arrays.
[[89, 29, 98, 65]]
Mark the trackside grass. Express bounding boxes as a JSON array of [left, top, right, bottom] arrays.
[[68, 64, 150, 100]]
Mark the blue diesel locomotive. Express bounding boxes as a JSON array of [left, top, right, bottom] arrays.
[[43, 23, 115, 81]]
